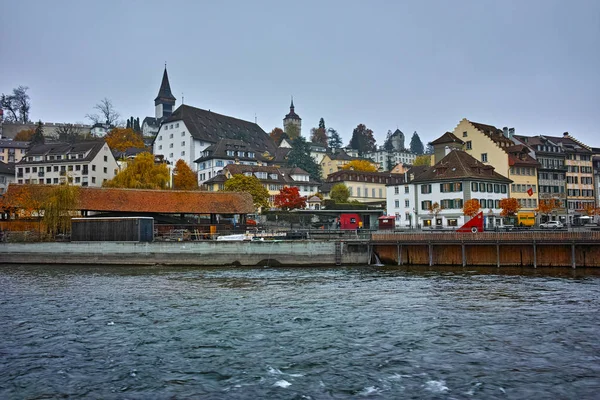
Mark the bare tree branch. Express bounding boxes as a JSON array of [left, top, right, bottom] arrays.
[[86, 98, 121, 126]]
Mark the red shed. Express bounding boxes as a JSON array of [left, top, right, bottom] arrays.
[[339, 213, 361, 230], [378, 215, 395, 230]]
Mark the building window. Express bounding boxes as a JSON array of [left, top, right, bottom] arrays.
[[92, 177, 96, 184], [404, 185, 409, 193], [169, 153, 173, 158], [159, 145, 162, 150], [466, 141, 472, 150], [181, 151, 185, 156], [394, 186, 399, 194], [420, 184, 432, 194], [481, 153, 487, 162], [462, 131, 467, 137], [103, 167, 107, 173], [395, 200, 400, 208], [104, 155, 108, 162], [181, 141, 185, 146], [405, 199, 409, 207], [92, 165, 96, 171], [169, 134, 173, 139]]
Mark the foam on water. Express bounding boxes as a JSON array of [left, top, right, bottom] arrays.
[[273, 380, 291, 388], [425, 380, 449, 393]]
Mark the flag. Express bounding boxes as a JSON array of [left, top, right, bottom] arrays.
[[527, 187, 533, 196]]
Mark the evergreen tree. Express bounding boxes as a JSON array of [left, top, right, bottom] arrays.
[[31, 120, 45, 145], [327, 128, 343, 149], [318, 118, 326, 130], [134, 117, 141, 133], [286, 136, 322, 182], [348, 124, 376, 155], [126, 119, 131, 129], [409, 131, 424, 155]]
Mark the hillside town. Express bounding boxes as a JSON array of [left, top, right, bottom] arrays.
[[1, 68, 600, 232]]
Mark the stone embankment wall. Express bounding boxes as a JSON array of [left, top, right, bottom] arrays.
[[0, 241, 369, 266]]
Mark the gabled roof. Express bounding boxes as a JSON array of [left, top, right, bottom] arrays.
[[469, 120, 514, 148], [541, 134, 592, 154], [194, 138, 268, 163], [430, 131, 464, 146], [0, 162, 15, 175], [505, 145, 540, 167], [223, 164, 320, 186], [161, 104, 275, 152], [413, 149, 511, 183], [0, 185, 254, 214], [325, 170, 405, 185], [327, 149, 362, 161], [18, 141, 107, 165], [142, 117, 159, 128], [155, 67, 176, 103]]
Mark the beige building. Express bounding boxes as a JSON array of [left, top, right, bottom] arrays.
[[451, 119, 539, 213], [323, 170, 404, 203], [0, 139, 28, 163], [320, 149, 375, 179]]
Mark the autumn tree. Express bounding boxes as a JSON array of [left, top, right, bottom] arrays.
[[274, 186, 307, 211], [536, 199, 560, 219], [463, 199, 481, 218], [1, 85, 31, 123], [583, 203, 600, 217], [31, 120, 45, 145], [327, 127, 343, 149], [429, 202, 443, 221], [172, 159, 198, 190], [223, 174, 270, 210], [348, 124, 376, 155], [341, 159, 377, 172], [105, 127, 145, 151], [86, 98, 121, 126], [14, 128, 35, 141], [412, 155, 431, 166], [286, 136, 322, 182], [43, 184, 80, 236], [410, 131, 424, 155], [285, 124, 300, 140], [500, 198, 521, 217], [310, 127, 328, 146], [104, 152, 169, 189], [269, 127, 286, 145], [329, 183, 350, 203]]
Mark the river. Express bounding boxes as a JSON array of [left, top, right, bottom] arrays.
[[1, 265, 599, 399]]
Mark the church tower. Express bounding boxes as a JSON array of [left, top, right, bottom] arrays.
[[283, 97, 302, 138], [155, 67, 176, 120]]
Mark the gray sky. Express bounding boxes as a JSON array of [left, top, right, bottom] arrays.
[[1, 0, 599, 146]]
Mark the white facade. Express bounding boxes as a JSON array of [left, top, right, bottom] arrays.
[[387, 180, 509, 229], [16, 143, 118, 187], [197, 157, 259, 183], [365, 148, 417, 171], [153, 120, 208, 172]]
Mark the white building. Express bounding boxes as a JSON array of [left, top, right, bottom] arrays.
[[15, 141, 118, 187], [365, 147, 417, 172], [387, 149, 511, 229]]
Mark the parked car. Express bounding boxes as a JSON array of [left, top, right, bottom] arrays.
[[539, 221, 564, 229]]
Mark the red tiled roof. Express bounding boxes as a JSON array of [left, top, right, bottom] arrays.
[[0, 185, 254, 214]]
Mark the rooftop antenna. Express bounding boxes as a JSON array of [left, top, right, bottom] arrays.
[[255, 113, 257, 124], [182, 93, 184, 105]]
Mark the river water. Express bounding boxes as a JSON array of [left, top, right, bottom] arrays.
[[0, 265, 599, 399]]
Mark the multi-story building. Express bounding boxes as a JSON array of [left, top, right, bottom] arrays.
[[514, 135, 568, 222], [203, 164, 320, 206], [593, 147, 600, 208], [15, 141, 118, 187], [320, 149, 371, 179], [0, 139, 28, 163], [194, 139, 268, 183], [386, 149, 511, 229], [542, 133, 595, 223], [451, 119, 539, 215], [323, 170, 404, 204]]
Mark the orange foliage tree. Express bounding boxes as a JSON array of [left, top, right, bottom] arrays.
[[105, 127, 145, 151], [429, 202, 443, 220], [583, 203, 600, 217], [269, 127, 286, 145], [14, 128, 35, 141], [341, 159, 378, 172], [536, 199, 560, 218], [500, 197, 521, 217], [463, 199, 481, 218], [104, 152, 169, 189], [172, 159, 198, 190], [274, 186, 306, 211]]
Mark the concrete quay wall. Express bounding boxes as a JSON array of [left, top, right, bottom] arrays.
[[0, 241, 369, 266]]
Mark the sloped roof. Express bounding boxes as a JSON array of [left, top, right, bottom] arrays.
[[223, 164, 320, 186], [0, 185, 254, 214], [541, 134, 592, 154], [18, 141, 107, 165], [469, 121, 514, 148], [284, 99, 301, 120], [162, 105, 275, 152], [194, 138, 268, 163], [0, 139, 29, 149], [430, 131, 464, 145], [155, 67, 176, 102], [413, 150, 511, 183], [326, 170, 405, 185], [142, 117, 159, 128], [0, 161, 15, 175]]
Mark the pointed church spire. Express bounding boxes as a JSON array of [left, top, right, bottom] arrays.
[[290, 96, 295, 110], [155, 67, 176, 103]]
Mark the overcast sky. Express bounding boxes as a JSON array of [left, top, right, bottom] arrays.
[[1, 0, 599, 146]]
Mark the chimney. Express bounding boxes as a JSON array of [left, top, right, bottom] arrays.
[[444, 145, 451, 155], [503, 127, 509, 137], [508, 128, 515, 138], [563, 132, 569, 137]]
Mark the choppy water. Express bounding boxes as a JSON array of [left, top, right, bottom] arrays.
[[1, 265, 599, 399]]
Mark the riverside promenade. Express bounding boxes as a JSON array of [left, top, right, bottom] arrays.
[[1, 231, 599, 267]]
